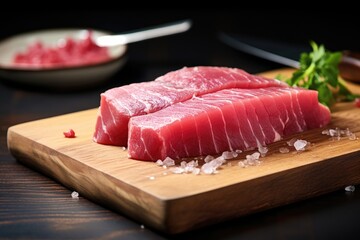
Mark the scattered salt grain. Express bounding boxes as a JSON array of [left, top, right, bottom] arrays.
[[221, 151, 238, 159], [180, 161, 187, 168], [204, 155, 214, 163], [349, 134, 357, 140], [329, 128, 338, 137], [156, 159, 163, 166], [192, 168, 201, 175], [149, 176, 155, 180], [200, 156, 227, 174], [163, 157, 175, 167], [171, 167, 185, 174], [345, 185, 355, 192], [201, 163, 215, 174], [140, 224, 145, 229], [322, 127, 357, 141], [246, 152, 260, 161], [238, 161, 246, 168], [287, 138, 297, 146], [235, 149, 243, 154], [238, 151, 262, 168], [258, 145, 268, 157], [279, 147, 290, 153], [121, 146, 126, 151], [71, 191, 79, 199], [294, 140, 309, 151], [322, 129, 329, 135]]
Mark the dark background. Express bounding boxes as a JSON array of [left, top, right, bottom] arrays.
[[1, 10, 359, 73], [1, 10, 360, 240]]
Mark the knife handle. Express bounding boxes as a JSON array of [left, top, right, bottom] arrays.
[[339, 51, 360, 83]]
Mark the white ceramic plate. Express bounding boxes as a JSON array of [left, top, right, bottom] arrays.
[[0, 29, 127, 89]]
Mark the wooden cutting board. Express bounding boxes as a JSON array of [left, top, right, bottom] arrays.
[[7, 68, 360, 234]]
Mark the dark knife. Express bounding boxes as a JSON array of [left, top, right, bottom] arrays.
[[218, 32, 360, 83]]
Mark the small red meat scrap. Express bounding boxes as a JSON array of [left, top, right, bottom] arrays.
[[355, 98, 360, 108], [63, 129, 76, 138]]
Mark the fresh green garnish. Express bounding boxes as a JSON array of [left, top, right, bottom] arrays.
[[286, 41, 359, 107]]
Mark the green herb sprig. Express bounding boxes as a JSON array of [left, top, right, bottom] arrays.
[[286, 41, 359, 107]]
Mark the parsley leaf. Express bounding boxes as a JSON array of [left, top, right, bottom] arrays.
[[286, 41, 359, 107]]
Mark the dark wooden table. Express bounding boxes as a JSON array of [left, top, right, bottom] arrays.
[[1, 11, 360, 239]]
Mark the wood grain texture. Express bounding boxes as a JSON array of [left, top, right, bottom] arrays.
[[7, 69, 360, 234]]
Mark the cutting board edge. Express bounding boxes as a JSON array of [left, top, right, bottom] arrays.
[[8, 125, 360, 234], [6, 66, 360, 234], [6, 127, 173, 232], [163, 149, 360, 233]]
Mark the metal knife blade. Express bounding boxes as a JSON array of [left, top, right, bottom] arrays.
[[218, 32, 307, 69], [219, 33, 360, 83]]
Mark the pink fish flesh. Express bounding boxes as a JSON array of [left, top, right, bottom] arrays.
[[128, 87, 331, 161], [93, 66, 286, 146]]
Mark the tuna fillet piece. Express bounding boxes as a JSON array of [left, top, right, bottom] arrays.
[[128, 87, 331, 161], [93, 66, 286, 146]]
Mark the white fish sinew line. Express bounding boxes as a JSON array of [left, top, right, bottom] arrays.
[[244, 92, 267, 146], [129, 92, 152, 114], [255, 90, 282, 142], [204, 107, 219, 153], [267, 90, 286, 129], [119, 87, 142, 115], [233, 98, 253, 149], [145, 88, 173, 105], [104, 102, 119, 143], [215, 103, 234, 152], [184, 105, 202, 156], [271, 89, 289, 130], [178, 103, 204, 156], [140, 128, 154, 160], [177, 110, 190, 157], [287, 90, 303, 132], [293, 89, 307, 130], [230, 100, 247, 149]]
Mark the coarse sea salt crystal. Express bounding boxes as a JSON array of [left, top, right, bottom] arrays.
[[287, 138, 297, 146], [345, 185, 355, 192], [279, 147, 290, 153], [329, 129, 338, 137], [71, 191, 79, 199], [163, 157, 175, 167], [294, 140, 308, 151], [156, 159, 163, 166], [204, 155, 214, 163], [200, 156, 227, 175], [349, 134, 357, 140], [148, 176, 155, 180], [171, 167, 185, 174], [221, 151, 238, 160], [192, 168, 201, 175], [258, 145, 268, 157], [246, 152, 260, 161], [201, 163, 215, 174], [322, 127, 357, 141], [322, 129, 330, 135], [180, 161, 187, 168], [238, 151, 262, 168], [238, 161, 246, 168]]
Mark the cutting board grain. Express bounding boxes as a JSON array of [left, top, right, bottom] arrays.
[[7, 69, 360, 234]]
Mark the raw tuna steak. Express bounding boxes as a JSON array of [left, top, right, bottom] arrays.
[[128, 87, 331, 161], [93, 66, 286, 146]]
